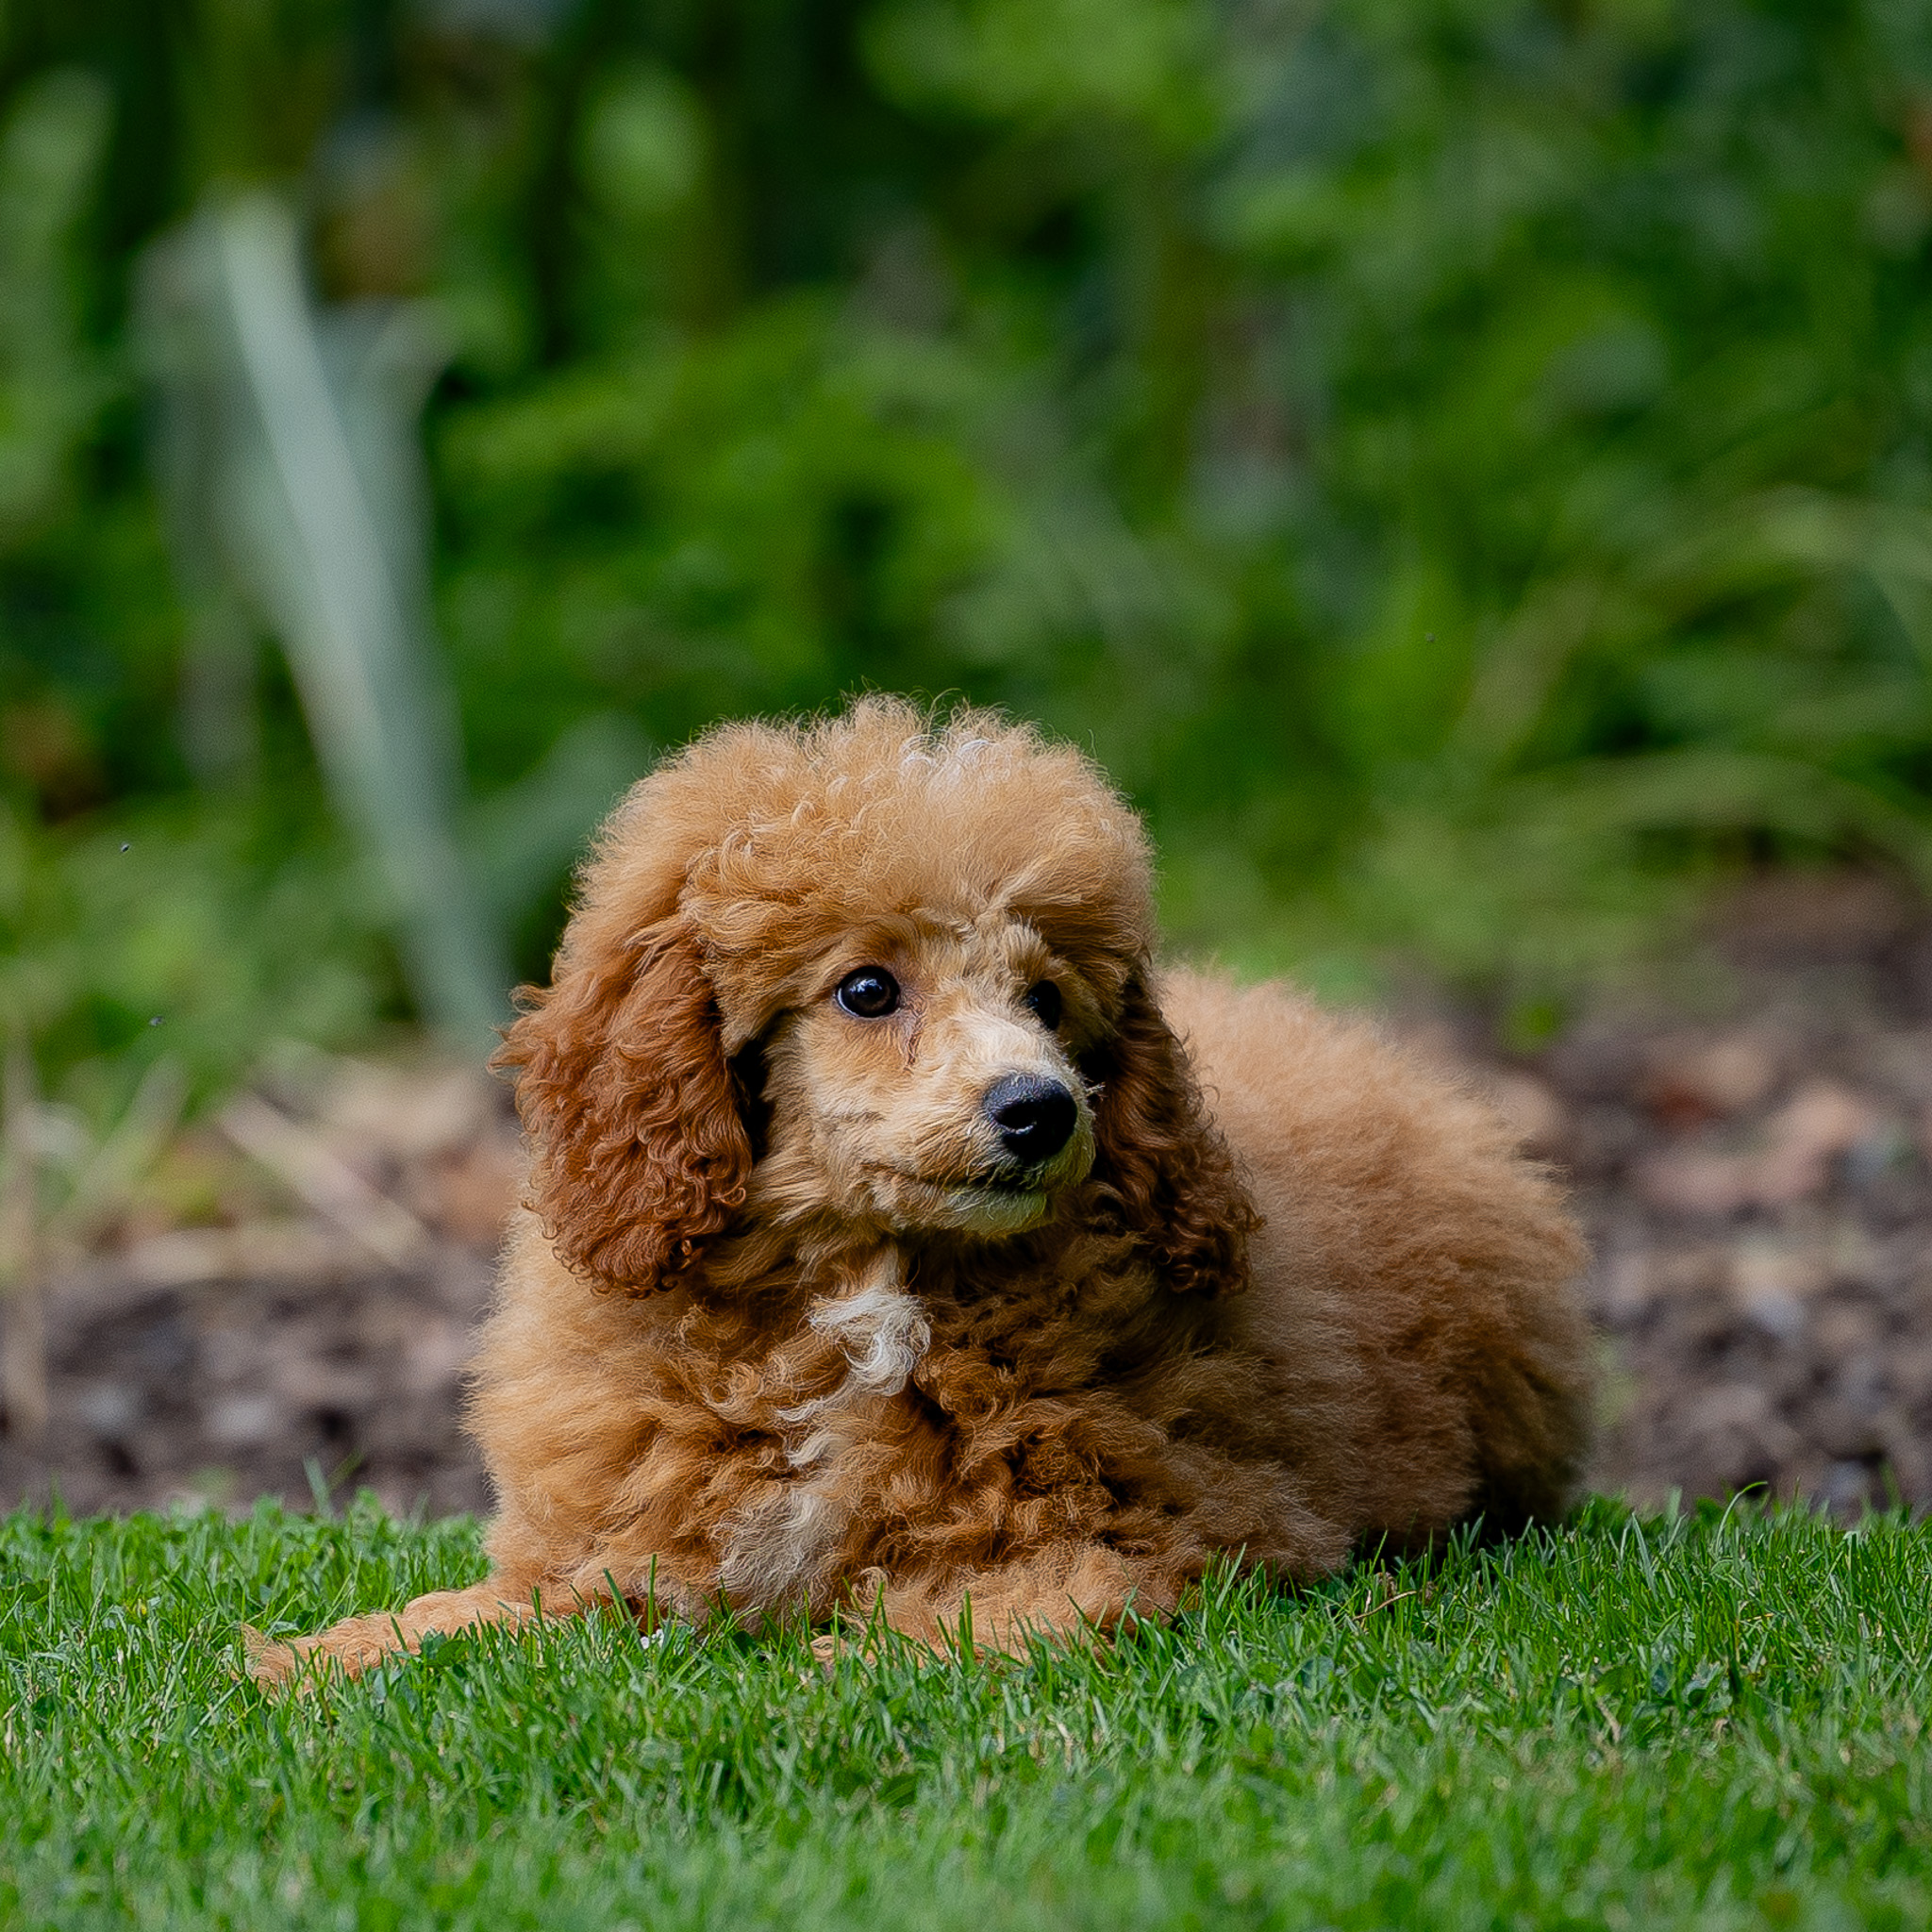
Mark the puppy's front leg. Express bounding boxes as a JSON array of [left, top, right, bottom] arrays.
[[245, 1572, 583, 1691]]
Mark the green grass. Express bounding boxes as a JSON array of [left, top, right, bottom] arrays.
[[2, 1499, 1928, 1930]]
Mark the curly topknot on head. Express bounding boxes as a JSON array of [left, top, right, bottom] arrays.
[[496, 697, 1250, 1298], [586, 699, 1158, 1041]]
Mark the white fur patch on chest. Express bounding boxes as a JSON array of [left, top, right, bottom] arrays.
[[715, 1254, 929, 1609]]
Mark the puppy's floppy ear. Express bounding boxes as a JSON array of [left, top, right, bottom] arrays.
[[494, 918, 751, 1294], [1088, 974, 1257, 1295]]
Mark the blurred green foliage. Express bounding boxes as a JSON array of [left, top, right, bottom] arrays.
[[7, 0, 1932, 1108]]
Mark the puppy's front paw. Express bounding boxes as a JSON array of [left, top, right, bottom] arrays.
[[242, 1624, 312, 1695]]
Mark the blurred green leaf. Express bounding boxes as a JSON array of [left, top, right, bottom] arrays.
[[0, 68, 110, 546]]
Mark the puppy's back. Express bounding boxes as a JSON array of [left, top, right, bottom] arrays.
[[1165, 972, 1592, 1545]]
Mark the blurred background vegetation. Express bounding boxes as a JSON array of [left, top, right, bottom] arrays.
[[8, 0, 1932, 1123]]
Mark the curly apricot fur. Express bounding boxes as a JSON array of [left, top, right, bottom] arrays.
[[1086, 974, 1257, 1296], [495, 921, 750, 1294], [253, 699, 1593, 1690]]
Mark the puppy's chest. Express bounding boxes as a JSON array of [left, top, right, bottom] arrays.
[[707, 1271, 1124, 1603], [710, 1261, 926, 1603]]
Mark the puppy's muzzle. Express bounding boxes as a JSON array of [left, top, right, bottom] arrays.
[[984, 1074, 1077, 1164]]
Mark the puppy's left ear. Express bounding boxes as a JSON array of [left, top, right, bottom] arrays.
[[494, 917, 752, 1294], [1088, 974, 1257, 1295]]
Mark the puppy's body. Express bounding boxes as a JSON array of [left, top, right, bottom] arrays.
[[256, 706, 1590, 1683]]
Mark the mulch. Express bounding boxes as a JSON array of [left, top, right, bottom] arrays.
[[6, 870, 1932, 1523], [0, 1254, 494, 1521], [1497, 872, 1932, 1517]]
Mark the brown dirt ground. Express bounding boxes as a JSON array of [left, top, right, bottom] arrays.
[[6, 871, 1932, 1523]]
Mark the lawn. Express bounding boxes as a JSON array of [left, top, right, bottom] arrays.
[[1, 1499, 1926, 1930]]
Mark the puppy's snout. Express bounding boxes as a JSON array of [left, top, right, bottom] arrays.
[[984, 1074, 1077, 1163]]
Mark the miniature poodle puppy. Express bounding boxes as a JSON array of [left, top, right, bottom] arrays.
[[251, 698, 1591, 1685]]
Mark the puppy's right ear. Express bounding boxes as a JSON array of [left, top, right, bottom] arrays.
[[493, 918, 752, 1294]]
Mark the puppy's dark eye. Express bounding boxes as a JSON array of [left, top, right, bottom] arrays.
[[836, 968, 900, 1018], [1023, 980, 1063, 1031]]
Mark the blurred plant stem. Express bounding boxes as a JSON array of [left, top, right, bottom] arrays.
[[142, 194, 510, 1055], [1, 1029, 47, 1443]]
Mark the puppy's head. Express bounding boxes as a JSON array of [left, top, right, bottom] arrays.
[[498, 699, 1251, 1295]]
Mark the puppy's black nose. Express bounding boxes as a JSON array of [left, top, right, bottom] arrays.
[[984, 1074, 1077, 1163]]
